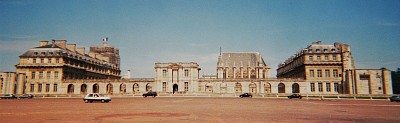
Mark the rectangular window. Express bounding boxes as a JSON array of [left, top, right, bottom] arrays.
[[184, 82, 189, 92], [48, 58, 51, 63], [33, 58, 37, 63], [184, 69, 189, 77], [317, 56, 321, 61], [55, 71, 59, 79], [46, 84, 50, 92], [324, 55, 328, 61], [310, 83, 315, 92], [41, 58, 44, 63], [333, 69, 338, 77], [162, 70, 167, 77], [38, 84, 42, 92], [308, 56, 313, 61], [39, 71, 43, 79], [360, 75, 370, 80], [325, 70, 330, 77], [333, 55, 337, 61], [310, 70, 314, 78], [317, 70, 322, 77], [47, 71, 51, 79], [53, 84, 58, 92], [162, 82, 166, 92], [326, 83, 331, 92], [334, 83, 338, 92], [30, 84, 34, 92], [318, 83, 323, 92], [31, 72, 36, 79], [56, 58, 60, 63]]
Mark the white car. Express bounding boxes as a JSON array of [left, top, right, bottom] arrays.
[[83, 93, 111, 103]]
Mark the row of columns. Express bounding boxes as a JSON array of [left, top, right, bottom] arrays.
[[0, 72, 25, 95]]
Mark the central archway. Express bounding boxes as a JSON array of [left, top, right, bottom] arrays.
[[173, 84, 178, 94]]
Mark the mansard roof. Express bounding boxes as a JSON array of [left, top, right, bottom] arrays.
[[218, 52, 268, 68], [304, 41, 341, 54], [19, 44, 64, 58]]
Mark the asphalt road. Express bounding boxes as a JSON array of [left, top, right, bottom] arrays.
[[1, 97, 399, 123]]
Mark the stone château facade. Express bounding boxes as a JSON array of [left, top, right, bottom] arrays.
[[0, 40, 393, 96]]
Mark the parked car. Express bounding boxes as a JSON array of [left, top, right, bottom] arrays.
[[143, 91, 157, 97], [83, 93, 111, 103], [0, 94, 16, 99], [17, 94, 34, 99], [288, 94, 302, 99], [239, 93, 252, 98], [390, 96, 400, 102]]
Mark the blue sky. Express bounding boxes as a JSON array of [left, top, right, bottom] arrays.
[[0, 0, 399, 78]]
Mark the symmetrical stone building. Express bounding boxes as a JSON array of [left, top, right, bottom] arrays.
[[0, 40, 394, 96]]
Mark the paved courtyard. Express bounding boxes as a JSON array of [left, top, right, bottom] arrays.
[[0, 97, 399, 123]]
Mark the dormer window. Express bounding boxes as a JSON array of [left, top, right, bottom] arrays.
[[34, 52, 38, 55], [316, 49, 320, 53], [331, 49, 336, 52], [41, 52, 46, 55], [323, 49, 328, 52]]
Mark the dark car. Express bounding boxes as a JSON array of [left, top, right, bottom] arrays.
[[143, 92, 157, 97], [239, 93, 252, 98], [0, 94, 16, 99], [288, 94, 302, 99], [390, 96, 400, 102], [17, 94, 34, 99]]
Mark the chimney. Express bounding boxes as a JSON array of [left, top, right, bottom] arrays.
[[55, 40, 67, 49], [67, 44, 76, 52], [51, 39, 55, 47], [77, 47, 85, 55], [39, 41, 48, 47]]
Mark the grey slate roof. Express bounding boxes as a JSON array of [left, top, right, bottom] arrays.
[[19, 44, 64, 58], [218, 52, 268, 68]]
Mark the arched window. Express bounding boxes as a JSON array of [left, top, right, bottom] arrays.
[[146, 83, 152, 92], [107, 83, 113, 95], [249, 83, 257, 93], [205, 83, 213, 93], [80, 84, 87, 94], [235, 82, 242, 94], [67, 84, 74, 94], [133, 83, 139, 93], [292, 83, 300, 93], [120, 83, 126, 94], [93, 84, 99, 93], [264, 83, 271, 94], [278, 83, 285, 93]]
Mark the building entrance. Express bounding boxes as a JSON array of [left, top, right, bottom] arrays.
[[173, 84, 178, 94]]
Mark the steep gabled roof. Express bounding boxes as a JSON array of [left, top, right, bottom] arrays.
[[218, 52, 268, 68]]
